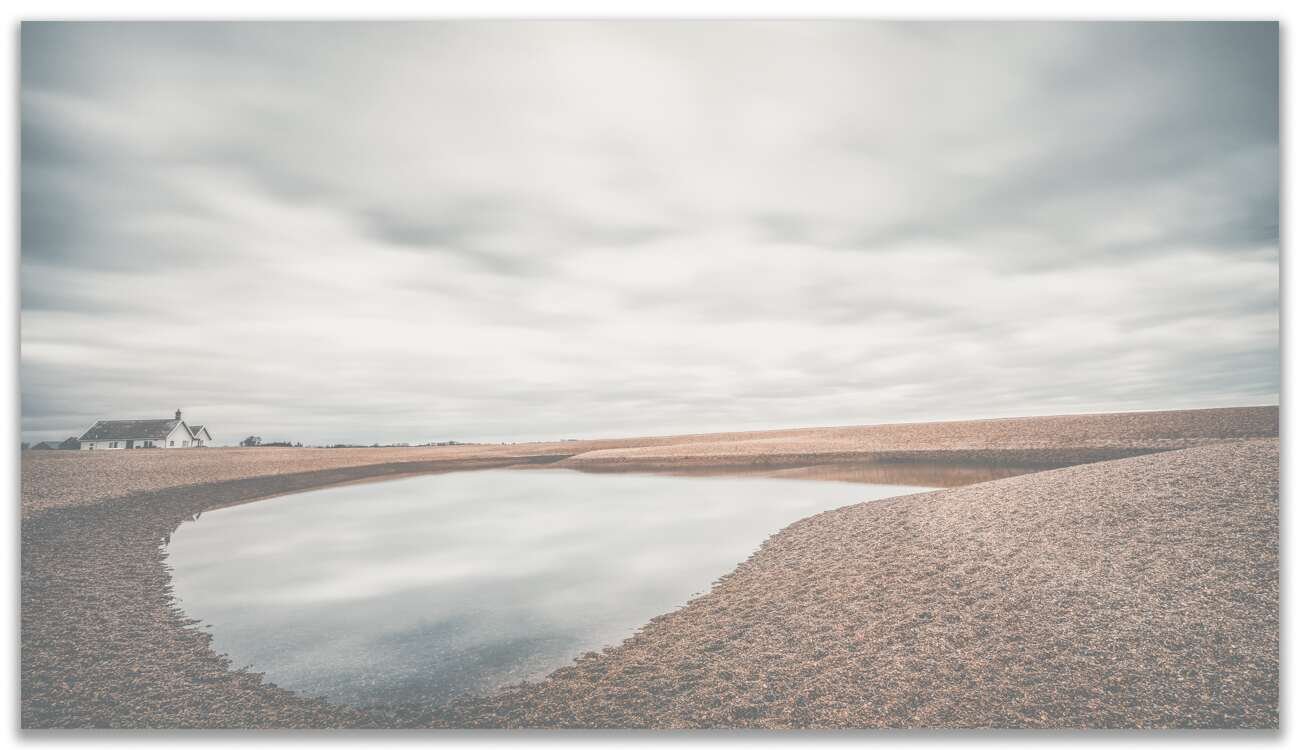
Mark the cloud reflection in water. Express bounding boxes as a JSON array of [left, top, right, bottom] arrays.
[[167, 468, 926, 707]]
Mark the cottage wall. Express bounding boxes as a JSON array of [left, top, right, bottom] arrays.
[[163, 422, 192, 448], [81, 437, 171, 450]]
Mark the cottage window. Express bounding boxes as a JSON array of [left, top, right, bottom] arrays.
[[169, 440, 175, 447]]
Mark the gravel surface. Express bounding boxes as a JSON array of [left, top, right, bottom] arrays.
[[436, 440, 1280, 728], [20, 406, 1279, 728], [556, 406, 1279, 472], [19, 444, 581, 518]]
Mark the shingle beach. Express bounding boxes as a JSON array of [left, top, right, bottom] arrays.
[[20, 406, 1279, 728]]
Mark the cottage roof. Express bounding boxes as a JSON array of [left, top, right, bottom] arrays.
[[188, 425, 207, 437], [79, 419, 181, 441]]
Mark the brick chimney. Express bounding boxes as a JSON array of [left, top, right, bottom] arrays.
[[175, 408, 182, 421]]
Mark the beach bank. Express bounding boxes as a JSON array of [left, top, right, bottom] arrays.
[[20, 406, 1279, 728], [437, 440, 1278, 728]]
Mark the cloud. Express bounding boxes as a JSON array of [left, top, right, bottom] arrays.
[[20, 21, 1279, 444]]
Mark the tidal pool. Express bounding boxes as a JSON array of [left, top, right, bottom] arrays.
[[166, 468, 930, 707]]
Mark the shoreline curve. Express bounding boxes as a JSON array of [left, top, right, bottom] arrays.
[[20, 407, 1280, 728]]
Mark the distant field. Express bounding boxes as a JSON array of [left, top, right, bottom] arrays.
[[21, 405, 1279, 517]]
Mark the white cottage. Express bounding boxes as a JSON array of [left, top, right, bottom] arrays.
[[79, 409, 214, 450], [187, 424, 213, 447]]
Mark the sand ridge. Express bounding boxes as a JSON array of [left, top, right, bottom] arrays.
[[20, 405, 1278, 518]]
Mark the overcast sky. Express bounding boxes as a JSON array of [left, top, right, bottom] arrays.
[[21, 22, 1278, 445]]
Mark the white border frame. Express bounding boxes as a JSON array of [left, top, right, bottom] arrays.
[[2, 3, 1289, 748]]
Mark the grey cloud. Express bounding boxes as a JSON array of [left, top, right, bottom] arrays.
[[811, 23, 1280, 265], [21, 112, 226, 273], [19, 21, 1279, 445]]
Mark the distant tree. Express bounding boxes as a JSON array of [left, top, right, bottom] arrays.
[[21, 442, 30, 450], [240, 436, 262, 447]]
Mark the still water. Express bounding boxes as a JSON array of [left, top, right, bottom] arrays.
[[166, 468, 929, 707]]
